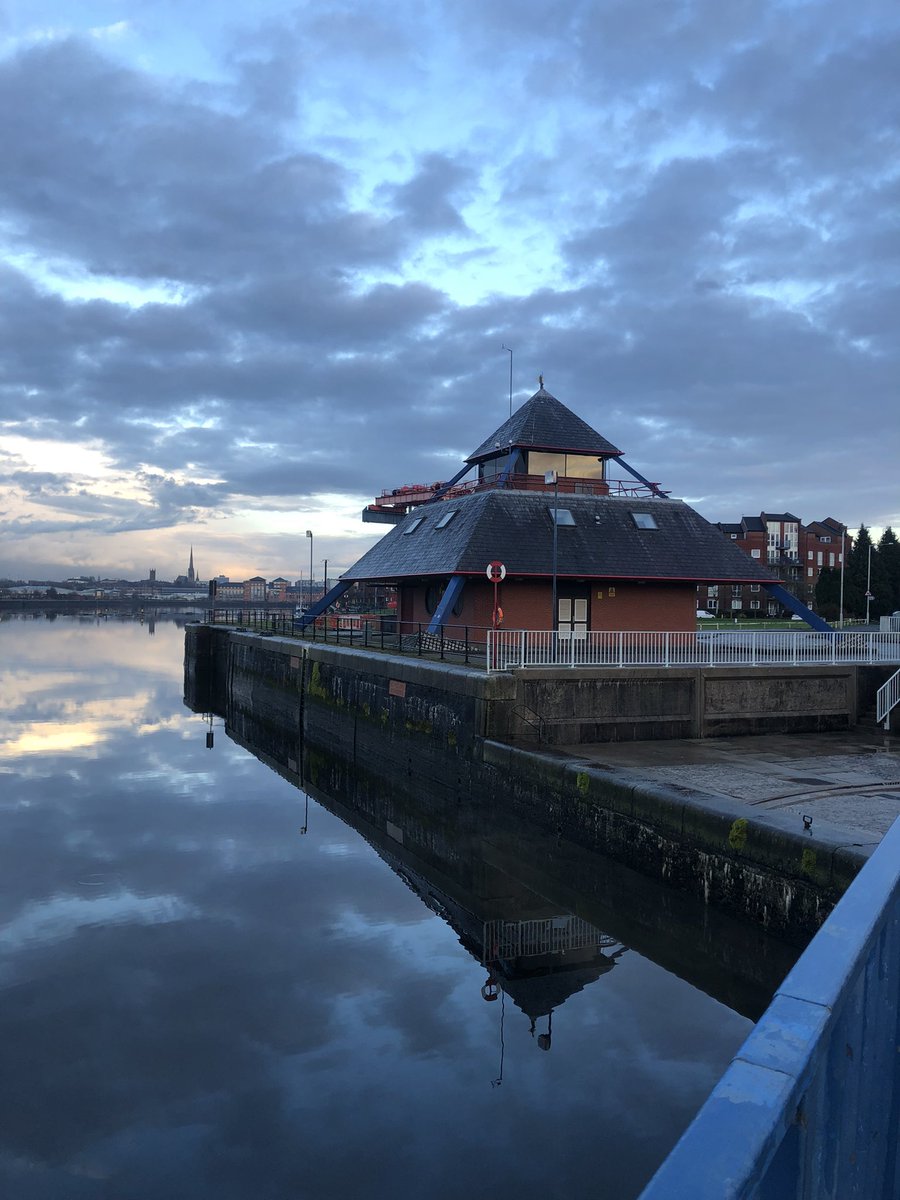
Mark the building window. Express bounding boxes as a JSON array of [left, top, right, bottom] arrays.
[[808, 568, 813, 576], [708, 585, 718, 597], [750, 600, 760, 610], [730, 533, 738, 539], [731, 600, 742, 610], [631, 512, 658, 530], [808, 550, 813, 559], [732, 584, 742, 595], [817, 552, 823, 566], [750, 584, 760, 592], [820, 536, 831, 543], [751, 549, 761, 559], [435, 511, 457, 529], [829, 552, 835, 566], [403, 517, 424, 535]]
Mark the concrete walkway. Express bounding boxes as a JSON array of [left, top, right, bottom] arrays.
[[570, 729, 900, 842]]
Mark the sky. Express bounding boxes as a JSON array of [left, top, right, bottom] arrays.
[[0, 0, 897, 582]]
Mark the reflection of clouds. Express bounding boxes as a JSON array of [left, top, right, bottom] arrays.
[[0, 617, 754, 1198], [1, 890, 196, 955], [1, 723, 104, 756]]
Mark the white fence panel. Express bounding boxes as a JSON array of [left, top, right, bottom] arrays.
[[486, 630, 900, 672]]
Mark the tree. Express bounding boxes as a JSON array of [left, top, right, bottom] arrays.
[[878, 526, 900, 614], [814, 567, 842, 620], [845, 525, 872, 618]]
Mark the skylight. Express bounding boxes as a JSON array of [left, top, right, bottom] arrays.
[[403, 517, 424, 535], [435, 510, 457, 529], [549, 507, 575, 526], [631, 512, 658, 530]]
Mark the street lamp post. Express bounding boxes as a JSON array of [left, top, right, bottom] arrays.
[[866, 542, 873, 626], [839, 528, 845, 630], [323, 559, 328, 596], [306, 530, 313, 607], [545, 470, 559, 634]]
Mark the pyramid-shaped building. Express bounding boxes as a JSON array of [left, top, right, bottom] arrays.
[[344, 386, 779, 635]]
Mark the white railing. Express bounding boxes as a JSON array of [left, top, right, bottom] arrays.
[[877, 668, 900, 731], [486, 629, 900, 672]]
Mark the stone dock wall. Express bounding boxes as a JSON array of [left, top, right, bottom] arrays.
[[185, 624, 895, 940]]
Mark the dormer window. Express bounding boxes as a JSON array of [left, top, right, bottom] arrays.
[[631, 512, 658, 530]]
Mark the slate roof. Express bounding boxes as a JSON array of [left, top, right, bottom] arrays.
[[761, 511, 801, 523], [466, 387, 622, 463], [740, 516, 766, 532], [342, 491, 780, 584]]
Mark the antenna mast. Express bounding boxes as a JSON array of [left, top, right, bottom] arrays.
[[501, 344, 513, 417]]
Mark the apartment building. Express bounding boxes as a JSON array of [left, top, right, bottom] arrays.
[[699, 514, 850, 616]]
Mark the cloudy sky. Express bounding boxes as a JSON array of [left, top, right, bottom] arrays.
[[1, 0, 897, 582]]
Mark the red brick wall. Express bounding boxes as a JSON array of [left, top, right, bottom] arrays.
[[399, 579, 697, 632]]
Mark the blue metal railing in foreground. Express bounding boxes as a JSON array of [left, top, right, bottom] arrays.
[[639, 818, 900, 1200]]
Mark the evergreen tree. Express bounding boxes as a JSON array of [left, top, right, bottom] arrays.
[[846, 526, 872, 618], [878, 526, 900, 613], [814, 567, 842, 620]]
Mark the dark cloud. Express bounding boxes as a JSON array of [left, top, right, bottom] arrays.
[[0, 1, 898, 578]]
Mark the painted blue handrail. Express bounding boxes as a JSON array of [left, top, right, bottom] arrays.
[[640, 817, 900, 1200]]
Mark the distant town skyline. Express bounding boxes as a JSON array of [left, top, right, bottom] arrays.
[[1, 1, 898, 580]]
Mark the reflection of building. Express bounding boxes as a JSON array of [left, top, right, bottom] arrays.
[[481, 916, 627, 1051]]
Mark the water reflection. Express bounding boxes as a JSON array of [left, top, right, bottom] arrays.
[[0, 614, 799, 1200]]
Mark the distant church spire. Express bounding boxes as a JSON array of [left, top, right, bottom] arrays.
[[187, 545, 195, 584]]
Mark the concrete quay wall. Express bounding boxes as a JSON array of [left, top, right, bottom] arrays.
[[185, 624, 888, 938], [514, 663, 872, 744]]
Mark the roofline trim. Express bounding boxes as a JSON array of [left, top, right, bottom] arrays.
[[467, 443, 622, 463], [344, 570, 782, 584]]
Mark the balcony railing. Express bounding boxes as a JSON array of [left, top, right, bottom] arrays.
[[369, 472, 661, 512]]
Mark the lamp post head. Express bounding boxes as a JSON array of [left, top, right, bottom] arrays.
[[305, 530, 312, 538]]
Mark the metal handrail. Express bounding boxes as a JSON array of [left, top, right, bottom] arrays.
[[876, 667, 900, 731], [486, 629, 900, 672]]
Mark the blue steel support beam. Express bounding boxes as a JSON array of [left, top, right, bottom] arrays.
[[612, 456, 669, 498], [426, 575, 466, 635], [425, 463, 472, 504], [764, 583, 833, 631], [295, 580, 353, 629], [495, 448, 519, 486]]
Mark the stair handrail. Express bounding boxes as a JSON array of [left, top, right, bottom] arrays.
[[876, 667, 900, 731]]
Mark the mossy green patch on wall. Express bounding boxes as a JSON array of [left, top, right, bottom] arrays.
[[729, 818, 749, 853]]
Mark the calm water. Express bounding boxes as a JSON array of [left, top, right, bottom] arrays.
[[0, 614, 790, 1199]]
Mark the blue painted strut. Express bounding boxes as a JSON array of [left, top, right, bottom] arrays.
[[295, 580, 353, 629], [612, 456, 669, 498], [426, 574, 466, 635], [764, 583, 833, 631]]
